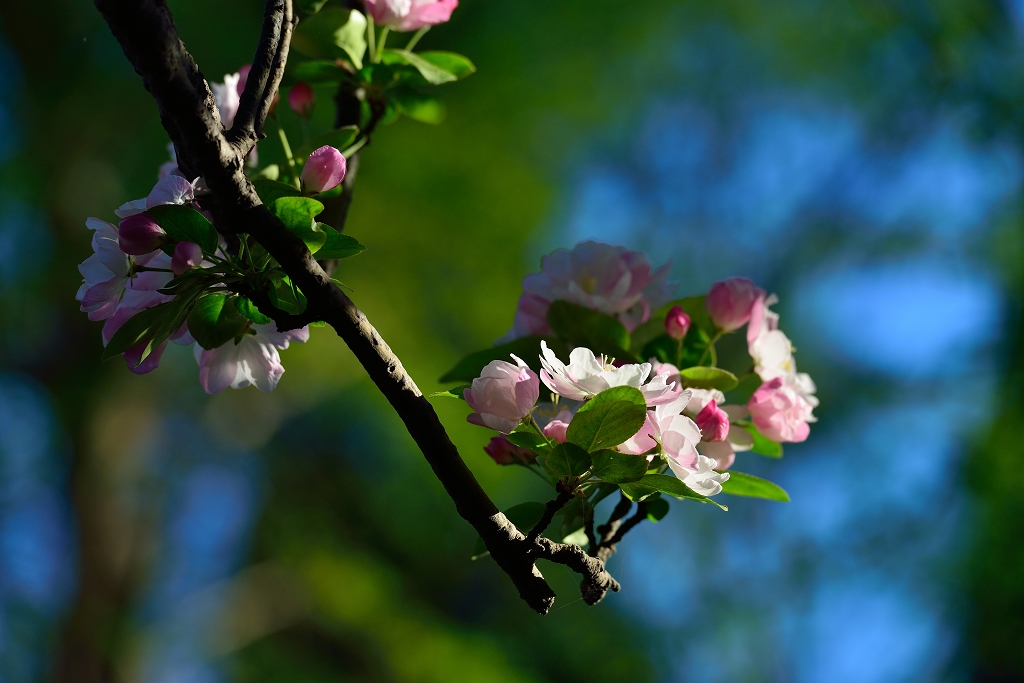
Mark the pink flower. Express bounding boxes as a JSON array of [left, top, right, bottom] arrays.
[[747, 377, 816, 443], [118, 214, 166, 256], [464, 355, 540, 433], [539, 342, 676, 405], [364, 0, 459, 31], [77, 218, 131, 321], [694, 399, 730, 442], [483, 436, 536, 466], [301, 146, 347, 193], [195, 324, 310, 394], [665, 305, 690, 340], [542, 410, 574, 444], [289, 83, 315, 118], [500, 241, 675, 341], [706, 277, 765, 332], [171, 242, 204, 275], [146, 174, 196, 208]]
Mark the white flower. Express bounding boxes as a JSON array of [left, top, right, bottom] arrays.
[[747, 293, 818, 409], [212, 72, 241, 127], [77, 218, 130, 320], [538, 341, 676, 404], [194, 324, 310, 394], [668, 452, 729, 497]]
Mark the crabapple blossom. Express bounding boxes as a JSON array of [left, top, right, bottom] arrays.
[[212, 72, 241, 127], [706, 277, 764, 332], [746, 292, 819, 409], [117, 213, 165, 255], [289, 82, 315, 117], [501, 241, 675, 341], [694, 399, 730, 442], [484, 436, 536, 466], [665, 305, 691, 340], [171, 242, 204, 275], [195, 324, 310, 394], [301, 146, 347, 193], [747, 376, 817, 443], [542, 409, 574, 444], [618, 391, 698, 461], [77, 218, 131, 320], [667, 452, 730, 497], [463, 355, 540, 433], [364, 0, 459, 32], [538, 342, 675, 405]]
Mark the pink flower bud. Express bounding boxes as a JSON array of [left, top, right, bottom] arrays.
[[665, 305, 691, 340], [706, 277, 765, 332], [464, 355, 540, 433], [289, 83, 315, 118], [118, 214, 166, 255], [747, 377, 814, 443], [300, 145, 347, 193], [542, 410, 574, 444], [483, 436, 536, 466], [694, 399, 730, 442], [171, 241, 204, 275]]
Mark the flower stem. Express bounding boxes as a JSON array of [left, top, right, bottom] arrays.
[[276, 126, 299, 189], [376, 27, 389, 62], [697, 330, 723, 366], [366, 14, 377, 63], [405, 26, 429, 51]]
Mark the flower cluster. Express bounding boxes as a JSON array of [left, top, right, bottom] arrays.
[[439, 242, 818, 523]]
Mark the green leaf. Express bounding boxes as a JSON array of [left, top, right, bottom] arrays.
[[439, 336, 569, 383], [235, 297, 272, 325], [101, 303, 173, 362], [415, 51, 476, 80], [187, 294, 249, 350], [619, 474, 728, 511], [269, 197, 327, 254], [543, 442, 592, 480], [296, 0, 329, 16], [546, 300, 635, 361], [719, 471, 790, 502], [646, 496, 670, 522], [677, 366, 739, 391], [725, 373, 762, 405], [253, 178, 303, 204], [288, 60, 344, 85], [557, 496, 586, 541], [506, 430, 549, 453], [589, 449, 648, 484], [383, 48, 459, 85], [472, 502, 547, 560], [390, 87, 446, 124], [145, 204, 218, 254], [252, 164, 280, 181], [316, 225, 366, 259], [269, 275, 308, 314], [737, 422, 784, 458], [428, 385, 469, 400], [292, 8, 367, 69], [566, 386, 647, 452]]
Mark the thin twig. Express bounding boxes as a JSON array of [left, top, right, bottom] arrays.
[[526, 490, 573, 544]]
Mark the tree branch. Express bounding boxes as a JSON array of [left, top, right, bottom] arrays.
[[93, 0, 619, 615], [526, 490, 573, 544]]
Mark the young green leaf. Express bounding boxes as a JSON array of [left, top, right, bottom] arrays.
[[725, 373, 763, 405], [619, 474, 728, 511], [471, 501, 547, 560], [506, 429, 550, 453], [546, 300, 635, 361], [145, 204, 218, 254], [566, 386, 647, 452], [415, 51, 476, 80], [589, 449, 648, 484], [439, 336, 569, 383], [428, 385, 470, 400], [316, 225, 366, 259], [383, 49, 459, 85], [187, 294, 249, 350], [291, 8, 367, 68], [235, 296, 272, 325], [269, 276, 308, 314], [543, 442, 592, 479], [268, 197, 327, 254], [101, 302, 173, 361], [719, 471, 790, 502], [678, 366, 739, 391], [736, 422, 784, 458], [390, 87, 446, 124], [253, 178, 303, 205], [645, 496, 670, 522]]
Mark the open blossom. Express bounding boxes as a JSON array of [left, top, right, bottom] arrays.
[[539, 342, 675, 405], [747, 376, 816, 443], [116, 174, 197, 221], [747, 292, 819, 410], [195, 324, 310, 394], [212, 72, 241, 127], [464, 355, 539, 433], [501, 241, 675, 341], [484, 436, 536, 466], [301, 146, 347, 193], [364, 0, 458, 31], [77, 218, 132, 320], [706, 277, 764, 332], [669, 453, 730, 497]]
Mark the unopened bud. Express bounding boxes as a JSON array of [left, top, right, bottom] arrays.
[[695, 399, 730, 442], [542, 410, 574, 444], [171, 241, 204, 275], [118, 214, 165, 256], [483, 436, 536, 466], [706, 277, 764, 332], [665, 305, 691, 340], [289, 82, 316, 118], [300, 145, 347, 193]]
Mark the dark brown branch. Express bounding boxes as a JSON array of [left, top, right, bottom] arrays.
[[579, 498, 649, 604], [593, 492, 633, 554], [526, 490, 573, 544], [93, 0, 620, 615], [229, 0, 295, 147]]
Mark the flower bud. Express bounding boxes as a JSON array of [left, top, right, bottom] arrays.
[[171, 241, 204, 275], [289, 82, 315, 118], [483, 436, 536, 466], [695, 399, 730, 442], [118, 214, 165, 255], [665, 305, 691, 340], [706, 277, 765, 332], [542, 410, 574, 444], [300, 145, 347, 193]]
